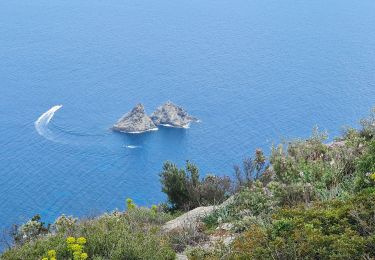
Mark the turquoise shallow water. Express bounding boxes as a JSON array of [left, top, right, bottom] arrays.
[[1, 0, 375, 235]]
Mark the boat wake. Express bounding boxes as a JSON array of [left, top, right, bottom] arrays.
[[125, 145, 141, 149], [34, 105, 63, 141]]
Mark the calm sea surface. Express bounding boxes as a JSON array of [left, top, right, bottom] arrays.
[[1, 0, 375, 234]]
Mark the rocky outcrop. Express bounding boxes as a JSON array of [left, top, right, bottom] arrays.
[[113, 104, 157, 133], [161, 196, 233, 233], [161, 206, 214, 233], [151, 101, 198, 128], [161, 197, 236, 258]]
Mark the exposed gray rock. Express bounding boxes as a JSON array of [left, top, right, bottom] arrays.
[[161, 196, 233, 233], [176, 254, 188, 260], [113, 104, 157, 133], [151, 101, 198, 128], [161, 206, 214, 233]]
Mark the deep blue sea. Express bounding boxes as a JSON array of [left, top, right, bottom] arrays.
[[1, 0, 375, 236]]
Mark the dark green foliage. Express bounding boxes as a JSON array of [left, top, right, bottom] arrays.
[[11, 214, 50, 246], [159, 161, 198, 210], [160, 161, 231, 210]]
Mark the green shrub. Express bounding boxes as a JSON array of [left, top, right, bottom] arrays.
[[354, 140, 375, 191], [168, 225, 208, 253], [359, 107, 375, 140], [160, 161, 231, 210], [233, 149, 268, 189], [203, 181, 274, 231], [11, 214, 50, 246]]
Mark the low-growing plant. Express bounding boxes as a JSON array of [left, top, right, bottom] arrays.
[[168, 225, 208, 253], [53, 215, 77, 235], [204, 181, 274, 231]]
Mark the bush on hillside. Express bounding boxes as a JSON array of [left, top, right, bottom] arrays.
[[269, 126, 368, 203], [159, 161, 232, 210], [203, 181, 274, 231], [359, 107, 375, 140], [354, 140, 375, 191], [11, 214, 50, 246], [233, 149, 268, 189]]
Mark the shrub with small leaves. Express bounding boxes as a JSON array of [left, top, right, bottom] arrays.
[[53, 215, 77, 234], [126, 198, 136, 210], [151, 205, 158, 214]]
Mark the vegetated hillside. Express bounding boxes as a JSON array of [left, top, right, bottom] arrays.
[[2, 108, 375, 260]]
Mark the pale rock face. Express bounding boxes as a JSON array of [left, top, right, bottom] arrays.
[[151, 101, 198, 128], [113, 104, 157, 133]]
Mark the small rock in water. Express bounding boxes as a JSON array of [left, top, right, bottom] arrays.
[[151, 101, 198, 128], [113, 104, 157, 133]]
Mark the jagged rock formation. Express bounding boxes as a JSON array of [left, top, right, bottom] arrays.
[[151, 101, 198, 128], [113, 104, 157, 133]]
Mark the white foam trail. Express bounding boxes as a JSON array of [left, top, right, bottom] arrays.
[[159, 123, 174, 127], [160, 123, 190, 129], [34, 105, 63, 140], [125, 145, 141, 149], [126, 128, 159, 134]]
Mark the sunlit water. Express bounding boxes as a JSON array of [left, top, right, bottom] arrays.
[[1, 0, 375, 238]]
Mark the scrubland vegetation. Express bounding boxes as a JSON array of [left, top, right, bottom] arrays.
[[2, 108, 375, 259], [1, 206, 175, 260]]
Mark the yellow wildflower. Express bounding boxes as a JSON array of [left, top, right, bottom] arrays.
[[71, 243, 83, 252], [66, 236, 76, 244], [47, 249, 56, 258], [41, 258, 48, 260], [73, 251, 82, 259], [81, 252, 88, 260], [76, 237, 87, 245]]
